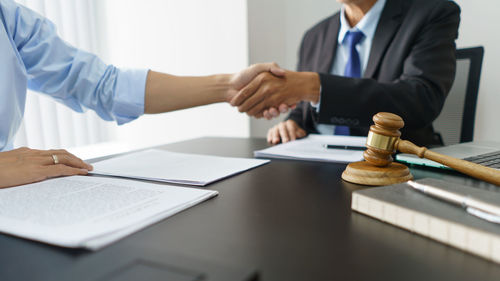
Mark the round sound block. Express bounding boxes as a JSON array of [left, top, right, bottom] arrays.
[[342, 161, 413, 186]]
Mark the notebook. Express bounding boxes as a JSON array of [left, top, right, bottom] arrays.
[[396, 141, 500, 170], [351, 178, 500, 263]]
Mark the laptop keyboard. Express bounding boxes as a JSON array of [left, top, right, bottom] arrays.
[[463, 151, 500, 169]]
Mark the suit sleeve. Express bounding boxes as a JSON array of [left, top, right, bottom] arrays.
[[318, 1, 460, 129]]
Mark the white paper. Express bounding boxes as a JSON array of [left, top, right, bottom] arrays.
[[254, 134, 366, 163], [0, 176, 217, 250], [90, 149, 269, 186]]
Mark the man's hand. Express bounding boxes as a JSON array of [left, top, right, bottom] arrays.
[[0, 147, 93, 188], [267, 120, 306, 144], [230, 71, 320, 118], [226, 62, 285, 102], [262, 104, 297, 120]]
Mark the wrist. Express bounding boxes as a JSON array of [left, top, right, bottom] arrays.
[[299, 72, 320, 103], [213, 74, 233, 103]]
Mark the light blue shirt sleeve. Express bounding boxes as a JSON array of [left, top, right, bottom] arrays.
[[3, 0, 147, 125]]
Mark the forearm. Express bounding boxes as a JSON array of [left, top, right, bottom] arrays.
[[144, 71, 232, 114]]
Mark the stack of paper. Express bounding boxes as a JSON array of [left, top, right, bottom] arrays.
[[0, 176, 217, 250], [91, 149, 270, 186], [254, 134, 366, 163]]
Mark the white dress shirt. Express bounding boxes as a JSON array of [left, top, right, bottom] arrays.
[[316, 0, 386, 135]]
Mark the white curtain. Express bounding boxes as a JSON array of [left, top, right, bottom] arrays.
[[13, 0, 115, 150]]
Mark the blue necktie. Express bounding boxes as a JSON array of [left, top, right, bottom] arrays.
[[334, 30, 365, 136]]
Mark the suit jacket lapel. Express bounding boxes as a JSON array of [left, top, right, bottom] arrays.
[[318, 13, 341, 73], [364, 0, 404, 78]]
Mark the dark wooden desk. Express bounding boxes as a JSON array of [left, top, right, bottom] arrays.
[[1, 137, 500, 281]]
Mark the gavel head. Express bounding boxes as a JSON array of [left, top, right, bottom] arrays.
[[363, 112, 404, 167]]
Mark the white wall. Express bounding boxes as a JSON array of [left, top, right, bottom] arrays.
[[95, 0, 250, 148], [454, 0, 500, 141], [248, 0, 500, 141]]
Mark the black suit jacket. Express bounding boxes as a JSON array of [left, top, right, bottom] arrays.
[[287, 0, 460, 146]]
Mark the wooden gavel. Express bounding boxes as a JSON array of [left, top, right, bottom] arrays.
[[342, 112, 500, 186]]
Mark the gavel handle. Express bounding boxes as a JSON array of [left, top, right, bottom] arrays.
[[396, 139, 500, 186]]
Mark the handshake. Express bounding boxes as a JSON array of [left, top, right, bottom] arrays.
[[227, 63, 321, 120]]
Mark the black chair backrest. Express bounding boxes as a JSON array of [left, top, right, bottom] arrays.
[[433, 46, 484, 145]]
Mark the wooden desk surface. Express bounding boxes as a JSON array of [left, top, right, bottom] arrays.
[[1, 137, 500, 281]]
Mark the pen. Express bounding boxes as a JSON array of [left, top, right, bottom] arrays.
[[407, 181, 500, 224], [323, 144, 365, 151]]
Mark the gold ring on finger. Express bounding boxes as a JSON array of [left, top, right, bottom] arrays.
[[52, 154, 59, 165]]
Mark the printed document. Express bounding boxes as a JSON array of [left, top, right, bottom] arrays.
[[91, 149, 269, 186], [0, 176, 217, 250], [254, 134, 366, 163]]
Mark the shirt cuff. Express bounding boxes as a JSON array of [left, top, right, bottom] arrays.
[[113, 69, 149, 125], [310, 85, 322, 112]]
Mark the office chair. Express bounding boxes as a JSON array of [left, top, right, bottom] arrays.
[[433, 46, 484, 146]]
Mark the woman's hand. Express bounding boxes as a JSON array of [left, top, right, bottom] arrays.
[[0, 147, 93, 189]]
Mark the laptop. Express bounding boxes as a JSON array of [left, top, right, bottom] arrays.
[[395, 141, 500, 170]]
